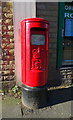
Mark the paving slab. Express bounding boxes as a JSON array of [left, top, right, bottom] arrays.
[[20, 101, 72, 118], [2, 96, 22, 118], [2, 87, 73, 119]]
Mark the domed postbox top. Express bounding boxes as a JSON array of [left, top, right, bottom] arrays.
[[21, 18, 49, 24]]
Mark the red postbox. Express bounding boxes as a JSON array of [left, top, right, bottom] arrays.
[[20, 18, 49, 109]]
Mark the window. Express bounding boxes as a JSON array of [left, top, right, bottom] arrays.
[[57, 2, 73, 67], [64, 19, 73, 37]]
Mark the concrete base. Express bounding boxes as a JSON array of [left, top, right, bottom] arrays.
[[22, 84, 48, 109]]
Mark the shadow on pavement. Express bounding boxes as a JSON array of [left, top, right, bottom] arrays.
[[47, 86, 73, 106]]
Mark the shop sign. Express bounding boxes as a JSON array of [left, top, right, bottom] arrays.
[[65, 5, 73, 18]]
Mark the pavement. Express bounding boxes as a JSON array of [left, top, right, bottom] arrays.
[[1, 86, 73, 119]]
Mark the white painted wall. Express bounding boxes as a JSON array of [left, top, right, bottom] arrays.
[[12, 1, 36, 86]]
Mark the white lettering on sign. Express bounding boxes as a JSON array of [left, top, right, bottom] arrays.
[[70, 13, 73, 18], [65, 13, 73, 18], [65, 5, 73, 11], [65, 13, 69, 18]]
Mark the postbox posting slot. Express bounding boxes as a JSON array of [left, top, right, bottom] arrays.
[[31, 34, 45, 45]]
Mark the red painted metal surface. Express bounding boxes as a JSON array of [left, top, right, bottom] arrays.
[[20, 18, 49, 87]]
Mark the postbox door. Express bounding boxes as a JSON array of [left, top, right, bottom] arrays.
[[31, 28, 47, 71], [25, 23, 48, 87]]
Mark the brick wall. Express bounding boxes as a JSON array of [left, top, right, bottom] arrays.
[[0, 1, 15, 82], [0, 2, 2, 82]]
